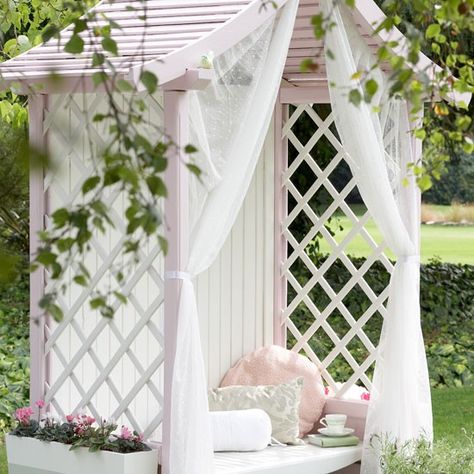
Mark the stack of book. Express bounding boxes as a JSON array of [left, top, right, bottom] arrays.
[[307, 434, 360, 448]]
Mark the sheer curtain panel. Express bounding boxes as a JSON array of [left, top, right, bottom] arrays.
[[321, 1, 432, 472], [168, 1, 299, 473]]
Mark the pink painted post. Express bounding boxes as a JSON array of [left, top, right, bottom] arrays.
[[161, 90, 189, 474], [29, 94, 49, 406], [273, 97, 289, 347]]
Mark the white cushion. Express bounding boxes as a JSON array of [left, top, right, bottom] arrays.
[[210, 409, 272, 452]]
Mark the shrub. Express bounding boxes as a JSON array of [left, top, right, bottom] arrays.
[[378, 433, 474, 473], [0, 271, 29, 433], [423, 154, 474, 205]]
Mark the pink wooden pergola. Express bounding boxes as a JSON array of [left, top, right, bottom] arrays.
[[0, 1, 445, 472]]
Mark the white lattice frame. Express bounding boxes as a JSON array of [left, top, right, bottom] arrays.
[[29, 93, 166, 439], [274, 92, 395, 398]]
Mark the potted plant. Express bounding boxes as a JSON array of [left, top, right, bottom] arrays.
[[6, 400, 159, 474]]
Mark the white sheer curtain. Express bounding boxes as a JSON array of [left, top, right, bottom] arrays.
[[168, 2, 299, 473], [321, 1, 432, 472]]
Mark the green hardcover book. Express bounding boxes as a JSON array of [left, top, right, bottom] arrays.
[[306, 434, 360, 448]]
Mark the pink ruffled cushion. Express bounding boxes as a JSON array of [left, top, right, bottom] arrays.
[[220, 345, 325, 437]]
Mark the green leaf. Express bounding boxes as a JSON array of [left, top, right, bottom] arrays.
[[92, 71, 108, 87], [140, 71, 158, 94], [90, 297, 106, 309], [365, 79, 378, 98], [158, 235, 168, 255], [348, 89, 362, 106], [52, 208, 70, 227], [42, 26, 59, 43], [101, 37, 118, 56], [82, 176, 101, 194], [184, 144, 198, 154], [417, 174, 432, 191], [300, 58, 317, 73], [426, 24, 441, 39], [73, 19, 87, 34], [186, 163, 202, 178], [64, 35, 84, 54], [146, 176, 167, 197], [48, 304, 64, 322], [113, 291, 127, 304], [73, 275, 88, 287], [117, 79, 134, 92], [92, 53, 105, 67], [56, 238, 75, 252]]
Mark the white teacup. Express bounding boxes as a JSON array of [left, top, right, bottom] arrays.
[[320, 413, 347, 434]]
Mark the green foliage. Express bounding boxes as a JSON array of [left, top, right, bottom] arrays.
[[310, 0, 474, 190], [0, 273, 29, 434], [289, 254, 474, 388], [378, 434, 474, 473], [423, 154, 474, 205]]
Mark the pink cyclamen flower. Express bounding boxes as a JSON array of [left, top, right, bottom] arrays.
[[15, 407, 34, 424], [120, 425, 132, 440], [361, 392, 370, 401], [324, 387, 329, 396], [35, 400, 45, 409], [66, 414, 76, 423], [85, 416, 95, 425]]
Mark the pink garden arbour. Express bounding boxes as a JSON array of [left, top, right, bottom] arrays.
[[0, 0, 461, 472]]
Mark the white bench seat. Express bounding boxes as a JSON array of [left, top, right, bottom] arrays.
[[214, 443, 362, 474]]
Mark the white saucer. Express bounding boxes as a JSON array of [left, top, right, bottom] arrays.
[[318, 427, 355, 437]]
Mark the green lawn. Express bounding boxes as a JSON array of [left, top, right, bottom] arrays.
[[0, 387, 472, 472], [432, 386, 474, 445], [318, 208, 474, 265]]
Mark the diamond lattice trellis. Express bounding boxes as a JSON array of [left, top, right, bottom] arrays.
[[41, 93, 165, 439], [281, 103, 394, 397]]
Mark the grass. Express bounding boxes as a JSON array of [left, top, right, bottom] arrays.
[[0, 387, 472, 472], [432, 386, 474, 445], [318, 205, 474, 265]]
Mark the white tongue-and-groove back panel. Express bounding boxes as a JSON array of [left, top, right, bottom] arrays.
[[197, 122, 275, 389]]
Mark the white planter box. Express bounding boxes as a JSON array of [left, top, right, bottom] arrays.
[[6, 433, 159, 474]]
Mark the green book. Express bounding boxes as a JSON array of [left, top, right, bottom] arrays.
[[306, 434, 360, 448]]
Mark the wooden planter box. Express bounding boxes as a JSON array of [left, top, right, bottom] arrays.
[[5, 433, 159, 474]]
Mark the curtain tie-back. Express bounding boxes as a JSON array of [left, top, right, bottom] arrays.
[[399, 255, 420, 265], [164, 271, 192, 281]]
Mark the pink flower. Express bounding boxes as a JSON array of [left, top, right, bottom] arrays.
[[66, 414, 76, 423], [120, 425, 132, 440], [361, 392, 370, 401], [15, 407, 34, 425], [136, 433, 144, 442], [85, 416, 95, 425], [324, 387, 329, 396], [35, 400, 45, 409]]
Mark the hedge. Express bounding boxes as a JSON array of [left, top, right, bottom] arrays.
[[288, 255, 474, 389]]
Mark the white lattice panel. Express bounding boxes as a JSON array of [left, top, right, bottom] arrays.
[[280, 104, 394, 397], [43, 93, 165, 439]]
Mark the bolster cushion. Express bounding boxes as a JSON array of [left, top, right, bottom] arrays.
[[210, 409, 272, 452]]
